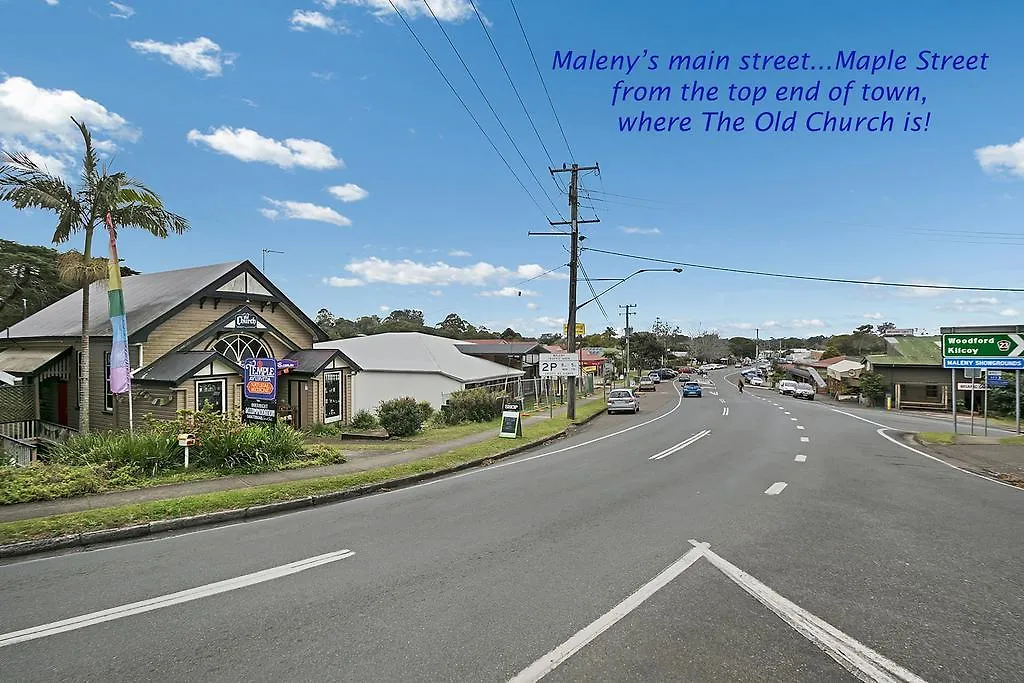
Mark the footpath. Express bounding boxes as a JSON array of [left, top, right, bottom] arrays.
[[0, 396, 602, 524]]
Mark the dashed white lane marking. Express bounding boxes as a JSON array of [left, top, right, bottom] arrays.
[[508, 544, 708, 683], [790, 417, 798, 421], [719, 398, 726, 403], [794, 454, 807, 463], [784, 411, 791, 415], [688, 542, 928, 683], [765, 482, 788, 495], [797, 425, 806, 430], [649, 429, 712, 461], [0, 549, 356, 647], [722, 406, 729, 416], [800, 436, 810, 443], [829, 409, 1022, 492]]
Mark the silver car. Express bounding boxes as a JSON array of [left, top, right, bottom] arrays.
[[607, 388, 640, 414], [793, 382, 815, 400]]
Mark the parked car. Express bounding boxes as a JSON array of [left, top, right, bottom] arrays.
[[638, 376, 656, 392], [793, 383, 815, 400], [656, 368, 677, 379], [647, 372, 662, 384], [748, 376, 764, 386], [681, 381, 703, 398], [778, 380, 798, 395], [607, 388, 640, 414]]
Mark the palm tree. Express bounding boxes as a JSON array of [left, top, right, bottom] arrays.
[[0, 117, 189, 433]]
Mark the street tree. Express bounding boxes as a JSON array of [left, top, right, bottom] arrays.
[[687, 330, 730, 362], [0, 118, 189, 433], [876, 322, 896, 336], [629, 332, 667, 372]]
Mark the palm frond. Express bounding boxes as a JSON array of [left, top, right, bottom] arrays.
[[72, 117, 100, 194], [108, 202, 191, 237], [56, 250, 109, 285]]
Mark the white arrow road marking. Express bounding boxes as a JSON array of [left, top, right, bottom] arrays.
[[1010, 333, 1024, 357], [794, 454, 807, 462], [0, 549, 356, 648], [765, 482, 788, 495], [509, 544, 708, 683], [722, 406, 729, 416], [719, 398, 727, 403], [649, 429, 711, 460], [688, 542, 928, 683]]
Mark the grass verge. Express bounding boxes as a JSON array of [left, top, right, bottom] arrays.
[[999, 435, 1024, 445], [0, 399, 606, 545], [917, 432, 957, 445]]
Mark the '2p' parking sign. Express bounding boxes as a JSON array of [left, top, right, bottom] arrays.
[[243, 358, 278, 401]]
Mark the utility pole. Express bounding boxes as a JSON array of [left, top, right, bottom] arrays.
[[755, 327, 759, 361], [620, 304, 637, 385], [532, 163, 600, 420]]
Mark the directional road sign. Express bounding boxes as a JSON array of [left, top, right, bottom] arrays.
[[942, 332, 1024, 369]]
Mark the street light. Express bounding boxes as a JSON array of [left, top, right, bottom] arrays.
[[576, 268, 682, 311]]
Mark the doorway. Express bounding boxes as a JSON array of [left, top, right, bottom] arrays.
[[288, 380, 304, 429], [57, 381, 69, 426]]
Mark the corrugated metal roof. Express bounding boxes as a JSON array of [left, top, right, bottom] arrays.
[[315, 332, 525, 383], [134, 350, 238, 384], [0, 346, 71, 374], [2, 261, 243, 338], [456, 342, 546, 356], [865, 336, 943, 366], [285, 349, 345, 374]]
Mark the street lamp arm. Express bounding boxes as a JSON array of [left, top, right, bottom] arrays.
[[575, 268, 682, 312]]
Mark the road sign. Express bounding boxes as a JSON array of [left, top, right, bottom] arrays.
[[563, 323, 586, 337], [957, 382, 988, 391], [943, 332, 1024, 359], [943, 357, 1024, 369], [988, 370, 1010, 387], [540, 353, 581, 377]]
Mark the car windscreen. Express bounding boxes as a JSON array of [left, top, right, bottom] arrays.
[[684, 383, 700, 388], [609, 391, 632, 399]]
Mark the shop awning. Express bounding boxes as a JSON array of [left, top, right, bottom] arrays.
[[0, 346, 71, 375]]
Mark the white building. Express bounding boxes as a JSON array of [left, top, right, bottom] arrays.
[[315, 332, 525, 414]]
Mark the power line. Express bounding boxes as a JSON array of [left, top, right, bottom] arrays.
[[582, 246, 1024, 293], [420, 0, 564, 220], [514, 263, 567, 287], [587, 189, 677, 205], [385, 0, 549, 219], [579, 258, 610, 322], [509, 0, 574, 161]]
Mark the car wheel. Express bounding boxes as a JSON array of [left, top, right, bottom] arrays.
[[635, 407, 639, 413]]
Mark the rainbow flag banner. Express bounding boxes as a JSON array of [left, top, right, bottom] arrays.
[[106, 213, 131, 395]]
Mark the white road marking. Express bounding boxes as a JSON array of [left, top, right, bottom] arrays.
[[509, 544, 708, 683], [722, 406, 729, 416], [797, 425, 805, 430], [764, 482, 788, 495], [689, 542, 927, 683], [784, 411, 791, 415], [790, 417, 798, 421], [829, 409, 1022, 492], [800, 436, 810, 443], [0, 549, 356, 647], [719, 398, 727, 403], [794, 454, 807, 463], [650, 430, 711, 461]]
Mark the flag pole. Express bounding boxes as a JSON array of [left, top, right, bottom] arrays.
[[105, 212, 134, 432]]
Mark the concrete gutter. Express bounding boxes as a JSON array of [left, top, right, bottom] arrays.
[[0, 409, 603, 560]]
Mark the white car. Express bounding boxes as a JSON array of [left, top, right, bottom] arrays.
[[793, 383, 815, 400], [778, 380, 798, 395], [607, 388, 640, 414], [748, 376, 764, 386]]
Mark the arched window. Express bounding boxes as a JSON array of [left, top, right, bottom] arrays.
[[211, 333, 273, 363]]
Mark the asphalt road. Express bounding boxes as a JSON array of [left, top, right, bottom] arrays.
[[2, 371, 1021, 682]]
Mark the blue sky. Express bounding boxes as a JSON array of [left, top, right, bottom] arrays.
[[2, 0, 1023, 339]]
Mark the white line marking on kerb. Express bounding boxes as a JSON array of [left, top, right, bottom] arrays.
[[650, 430, 711, 460], [797, 425, 805, 430], [690, 542, 927, 683], [800, 436, 810, 443], [794, 454, 807, 463], [765, 482, 788, 495], [0, 549, 356, 648], [509, 544, 708, 683]]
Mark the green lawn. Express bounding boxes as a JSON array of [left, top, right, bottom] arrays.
[[999, 435, 1024, 445], [917, 432, 957, 445], [0, 399, 607, 545]]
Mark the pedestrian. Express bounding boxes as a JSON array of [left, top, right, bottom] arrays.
[[737, 377, 744, 393]]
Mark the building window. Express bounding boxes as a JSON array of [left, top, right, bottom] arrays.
[[103, 351, 113, 412], [196, 379, 226, 414], [925, 385, 939, 399], [323, 371, 342, 423], [211, 333, 273, 364]]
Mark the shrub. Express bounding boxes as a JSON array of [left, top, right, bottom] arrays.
[[376, 397, 424, 437], [859, 371, 887, 403], [0, 462, 141, 504], [306, 422, 342, 438], [439, 388, 503, 425], [49, 431, 179, 473], [416, 400, 435, 424], [350, 410, 379, 430]]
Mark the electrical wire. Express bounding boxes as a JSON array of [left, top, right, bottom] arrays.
[[385, 0, 549, 220], [509, 0, 574, 161], [420, 0, 565, 221], [579, 258, 610, 322], [514, 263, 567, 287], [581, 246, 1024, 293]]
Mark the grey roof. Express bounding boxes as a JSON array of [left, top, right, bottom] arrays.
[[456, 342, 548, 356], [315, 332, 525, 383], [285, 349, 354, 374], [2, 261, 244, 339], [134, 350, 240, 384], [0, 346, 72, 374]]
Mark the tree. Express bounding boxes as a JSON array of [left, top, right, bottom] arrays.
[[538, 333, 561, 346], [629, 332, 667, 373], [0, 118, 189, 433], [859, 371, 887, 404], [687, 330, 731, 362], [876, 322, 896, 336], [500, 327, 520, 340], [728, 336, 756, 359], [821, 344, 842, 360], [437, 313, 470, 336]]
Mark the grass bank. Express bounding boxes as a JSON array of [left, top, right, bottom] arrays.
[[917, 431, 1024, 446], [0, 399, 606, 545]]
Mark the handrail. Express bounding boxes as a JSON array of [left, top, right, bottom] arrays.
[[0, 432, 37, 466]]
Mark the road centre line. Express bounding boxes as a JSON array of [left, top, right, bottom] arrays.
[[508, 544, 708, 683], [794, 454, 807, 462], [0, 549, 356, 648], [797, 425, 805, 430], [829, 409, 1022, 492], [650, 429, 711, 461], [790, 417, 798, 421], [689, 542, 928, 683], [764, 482, 788, 495]]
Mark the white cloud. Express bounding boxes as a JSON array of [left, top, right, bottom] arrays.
[[791, 319, 826, 329], [343, 0, 474, 22], [722, 322, 755, 331], [762, 320, 778, 328], [526, 302, 538, 310], [429, 289, 443, 296], [327, 183, 368, 202], [865, 276, 950, 299], [290, 10, 349, 33], [936, 297, 1002, 313], [862, 312, 884, 320], [1000, 308, 1021, 317], [379, 305, 390, 312], [260, 198, 351, 226], [322, 276, 365, 287], [481, 287, 536, 297], [241, 97, 258, 108], [341, 257, 567, 287], [620, 226, 661, 235], [0, 75, 138, 175], [109, 2, 134, 18], [186, 126, 341, 169], [311, 71, 334, 80], [448, 249, 472, 257], [975, 137, 1024, 177], [128, 37, 233, 77], [316, 0, 341, 7], [44, 0, 59, 5], [535, 316, 566, 328]]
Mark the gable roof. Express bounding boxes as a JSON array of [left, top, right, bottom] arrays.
[[1, 260, 327, 344], [315, 332, 524, 383], [285, 348, 359, 375], [455, 342, 548, 356], [133, 350, 242, 385], [865, 336, 943, 367]]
